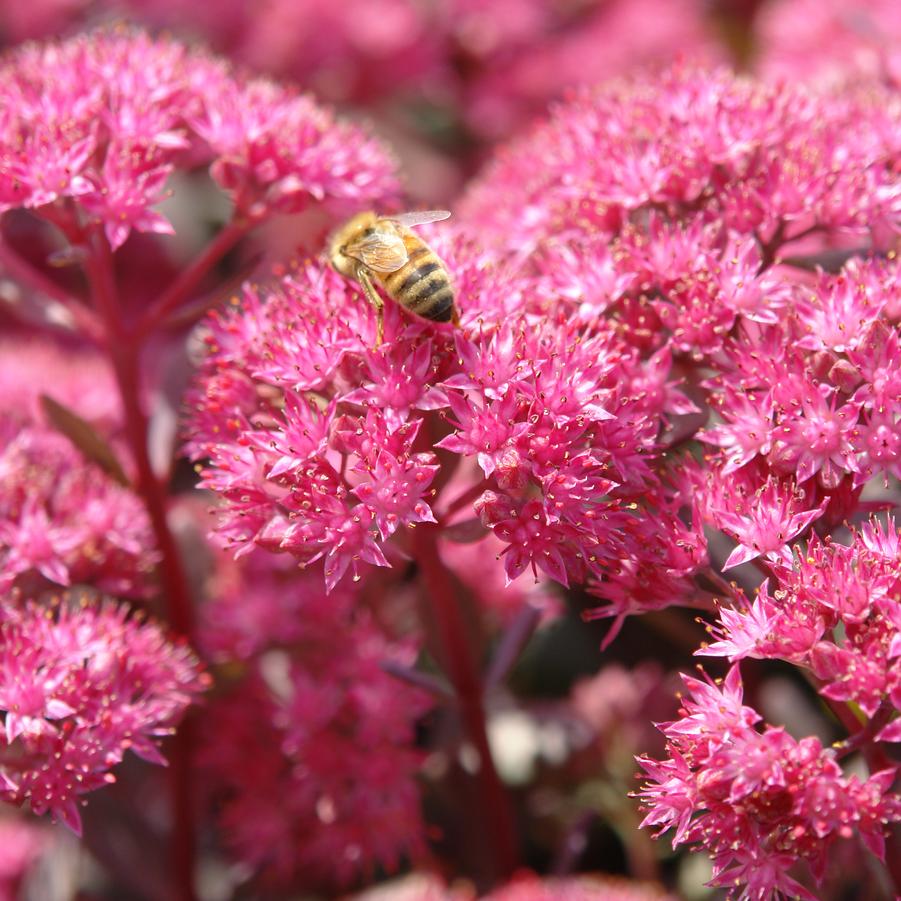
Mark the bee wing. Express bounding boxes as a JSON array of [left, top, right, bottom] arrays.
[[390, 210, 452, 229], [344, 231, 409, 273]]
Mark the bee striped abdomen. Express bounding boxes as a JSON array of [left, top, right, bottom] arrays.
[[381, 245, 455, 323]]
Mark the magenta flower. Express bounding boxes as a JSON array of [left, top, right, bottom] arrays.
[[637, 666, 901, 900], [0, 28, 399, 247], [769, 379, 860, 487], [585, 503, 708, 647], [700, 469, 828, 569], [0, 336, 154, 598], [0, 425, 156, 598], [196, 605, 428, 889], [0, 593, 207, 835], [700, 388, 774, 473], [699, 519, 901, 722], [3, 20, 898, 896], [462, 68, 901, 262], [188, 233, 670, 595], [794, 260, 893, 355]]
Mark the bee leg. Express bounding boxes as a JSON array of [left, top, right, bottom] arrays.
[[355, 265, 384, 346]]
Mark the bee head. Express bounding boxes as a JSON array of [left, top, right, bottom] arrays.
[[327, 211, 378, 277]]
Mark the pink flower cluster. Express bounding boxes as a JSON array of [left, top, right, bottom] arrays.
[[456, 64, 901, 896], [0, 592, 206, 835], [0, 27, 399, 249], [187, 231, 687, 597], [461, 68, 901, 258], [0, 24, 416, 889], [700, 519, 901, 735], [0, 0, 720, 144], [0, 339, 154, 597], [637, 667, 901, 900], [5, 12, 901, 899], [196, 568, 428, 889]]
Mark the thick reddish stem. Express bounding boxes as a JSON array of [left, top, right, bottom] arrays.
[[84, 231, 195, 636], [133, 218, 251, 340], [412, 524, 519, 884], [84, 228, 197, 901]]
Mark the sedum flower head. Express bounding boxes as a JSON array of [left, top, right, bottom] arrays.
[[188, 233, 675, 595], [699, 517, 901, 729], [459, 63, 901, 635], [0, 591, 208, 835], [0, 338, 155, 597], [461, 67, 901, 269], [0, 27, 399, 247], [637, 666, 901, 900]]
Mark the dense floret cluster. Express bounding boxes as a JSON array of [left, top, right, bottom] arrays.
[[0, 593, 206, 835]]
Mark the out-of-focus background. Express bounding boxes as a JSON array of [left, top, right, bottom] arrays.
[[2, 0, 899, 207]]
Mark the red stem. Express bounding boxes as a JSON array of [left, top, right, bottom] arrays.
[[412, 524, 519, 885], [133, 218, 251, 340], [83, 228, 197, 901], [437, 479, 491, 524], [0, 234, 104, 342]]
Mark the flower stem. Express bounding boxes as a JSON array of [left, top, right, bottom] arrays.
[[83, 227, 197, 901], [437, 479, 491, 524], [412, 524, 519, 884], [133, 217, 251, 340], [0, 233, 104, 342]]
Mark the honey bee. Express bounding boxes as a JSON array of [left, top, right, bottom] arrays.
[[328, 209, 458, 345]]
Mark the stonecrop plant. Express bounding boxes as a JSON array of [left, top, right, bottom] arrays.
[[1, 11, 901, 901]]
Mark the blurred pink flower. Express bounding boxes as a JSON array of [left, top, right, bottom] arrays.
[[453, 0, 721, 141], [0, 817, 48, 901], [483, 873, 677, 901], [197, 606, 428, 889], [703, 470, 828, 570], [196, 544, 352, 663], [0, 336, 121, 427], [570, 662, 676, 761], [0, 0, 720, 147], [0, 338, 154, 597], [349, 873, 676, 901], [0, 425, 157, 597], [757, 0, 901, 87]]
